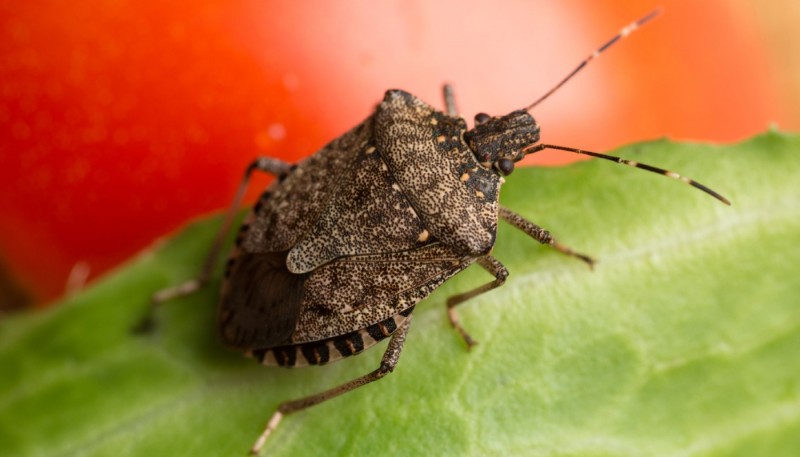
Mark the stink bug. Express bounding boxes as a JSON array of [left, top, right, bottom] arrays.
[[141, 9, 730, 455]]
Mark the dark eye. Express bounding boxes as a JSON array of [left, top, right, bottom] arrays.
[[497, 158, 514, 176], [474, 112, 491, 125]]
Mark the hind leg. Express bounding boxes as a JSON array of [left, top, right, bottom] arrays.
[[135, 157, 293, 332], [250, 315, 413, 455]]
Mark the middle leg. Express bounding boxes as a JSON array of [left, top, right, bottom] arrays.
[[446, 255, 508, 349]]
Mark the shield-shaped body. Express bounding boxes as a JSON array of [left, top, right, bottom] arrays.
[[218, 90, 508, 367]]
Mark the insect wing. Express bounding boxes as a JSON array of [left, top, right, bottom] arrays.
[[287, 138, 429, 274], [219, 251, 307, 349], [290, 243, 474, 344], [244, 119, 372, 254]]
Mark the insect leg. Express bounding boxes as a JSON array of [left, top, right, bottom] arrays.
[[499, 206, 595, 268], [250, 315, 414, 455], [446, 255, 508, 349], [135, 157, 293, 332], [442, 84, 459, 117]]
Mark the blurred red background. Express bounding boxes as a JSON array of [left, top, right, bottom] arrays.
[[1, 1, 797, 307]]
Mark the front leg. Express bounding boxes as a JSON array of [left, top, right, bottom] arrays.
[[446, 255, 508, 349], [499, 206, 595, 268]]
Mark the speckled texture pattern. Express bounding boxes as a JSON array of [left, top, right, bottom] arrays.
[[376, 90, 501, 256], [286, 138, 428, 274], [244, 118, 372, 254], [293, 243, 473, 343], [220, 89, 529, 354]]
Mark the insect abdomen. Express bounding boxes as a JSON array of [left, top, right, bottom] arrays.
[[251, 307, 414, 368]]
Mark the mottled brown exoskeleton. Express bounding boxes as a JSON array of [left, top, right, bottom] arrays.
[[143, 10, 729, 455]]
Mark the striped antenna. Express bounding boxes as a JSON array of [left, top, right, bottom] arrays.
[[524, 9, 661, 112], [523, 143, 731, 205]]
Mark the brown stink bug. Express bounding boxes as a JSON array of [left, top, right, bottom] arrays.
[[140, 9, 729, 455]]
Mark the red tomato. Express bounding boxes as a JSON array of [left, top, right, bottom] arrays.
[[0, 1, 790, 305]]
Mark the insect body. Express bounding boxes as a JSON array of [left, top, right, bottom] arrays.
[[221, 90, 537, 360], [143, 9, 729, 455]]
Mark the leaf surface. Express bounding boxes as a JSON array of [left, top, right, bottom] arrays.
[[2, 131, 799, 457]]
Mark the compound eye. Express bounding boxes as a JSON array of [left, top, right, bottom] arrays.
[[474, 112, 491, 125], [496, 158, 515, 176]]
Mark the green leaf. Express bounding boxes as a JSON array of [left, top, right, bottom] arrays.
[[2, 131, 799, 457]]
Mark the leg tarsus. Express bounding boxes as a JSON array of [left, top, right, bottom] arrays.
[[447, 307, 478, 350], [133, 276, 208, 333], [250, 315, 413, 456], [446, 256, 508, 349], [498, 206, 595, 268], [250, 411, 283, 456], [550, 240, 596, 269]]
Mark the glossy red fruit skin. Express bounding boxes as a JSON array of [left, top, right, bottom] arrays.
[[0, 2, 785, 304]]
